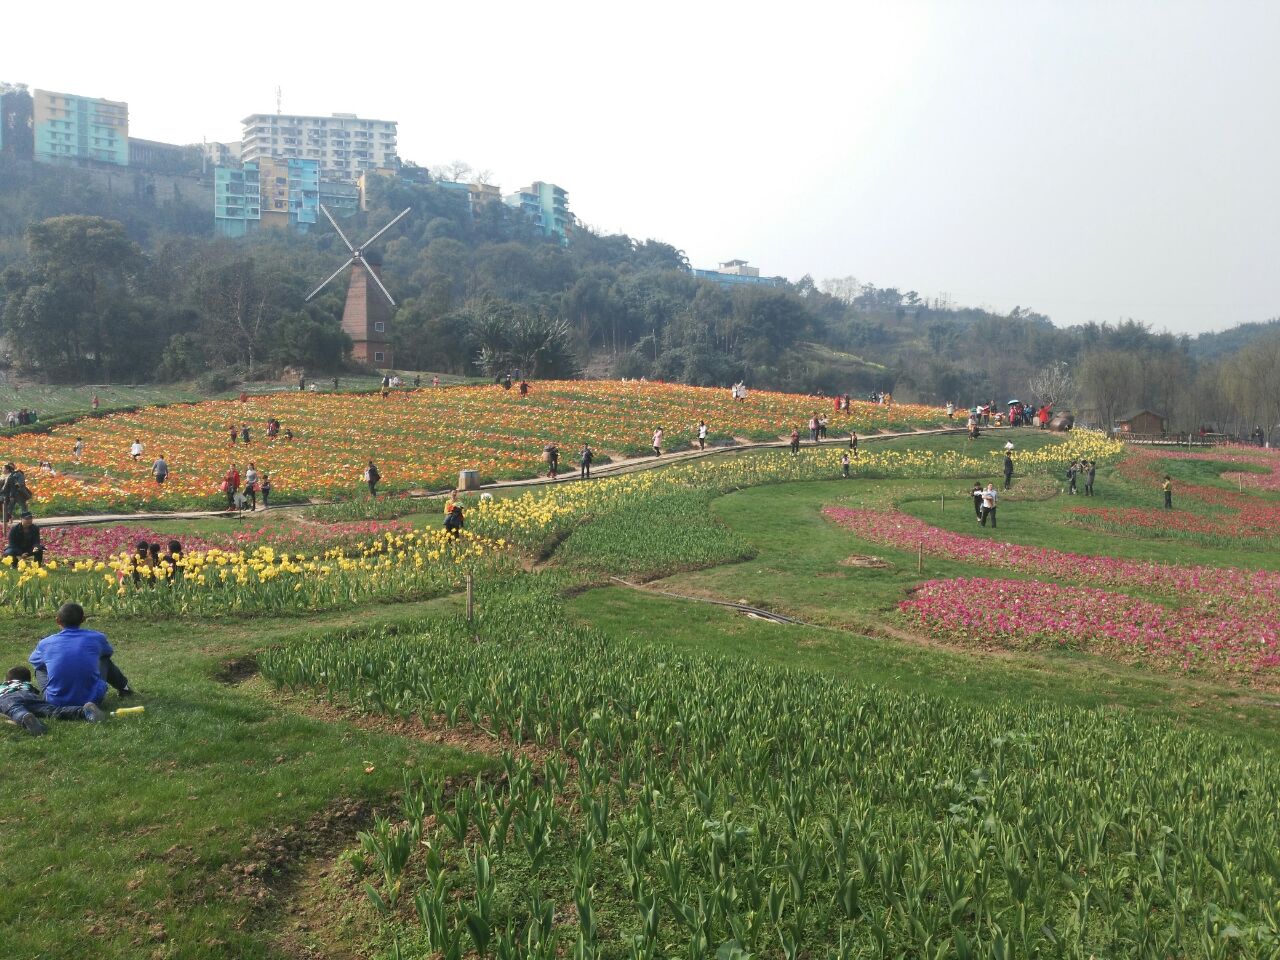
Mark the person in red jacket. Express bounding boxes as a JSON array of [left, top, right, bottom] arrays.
[[222, 464, 240, 509]]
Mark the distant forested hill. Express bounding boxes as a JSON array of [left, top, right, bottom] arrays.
[[1189, 318, 1280, 361], [0, 156, 1277, 435]]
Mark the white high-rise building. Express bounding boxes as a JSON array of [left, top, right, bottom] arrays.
[[240, 112, 398, 182]]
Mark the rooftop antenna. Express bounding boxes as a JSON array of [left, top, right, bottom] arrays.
[[275, 86, 282, 115]]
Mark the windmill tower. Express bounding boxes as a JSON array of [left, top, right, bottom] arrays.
[[306, 205, 411, 368]]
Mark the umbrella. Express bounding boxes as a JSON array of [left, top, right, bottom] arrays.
[[1006, 399, 1020, 405]]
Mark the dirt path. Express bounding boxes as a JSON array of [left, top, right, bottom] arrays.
[[35, 426, 977, 527]]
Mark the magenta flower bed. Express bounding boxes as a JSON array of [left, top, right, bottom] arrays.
[[900, 577, 1280, 677], [220, 520, 414, 554], [42, 519, 414, 561], [43, 525, 225, 560], [822, 505, 1280, 616]]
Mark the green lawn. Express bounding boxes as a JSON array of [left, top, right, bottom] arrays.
[[0, 599, 482, 960]]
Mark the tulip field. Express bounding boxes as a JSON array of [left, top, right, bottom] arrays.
[[6, 419, 1280, 959], [0, 430, 1123, 618], [0, 381, 947, 514]]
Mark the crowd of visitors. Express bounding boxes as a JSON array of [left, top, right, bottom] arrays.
[[5, 408, 39, 427]]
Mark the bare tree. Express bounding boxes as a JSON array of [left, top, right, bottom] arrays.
[[1078, 350, 1139, 434], [433, 160, 474, 184], [821, 276, 863, 304], [1028, 361, 1075, 409]]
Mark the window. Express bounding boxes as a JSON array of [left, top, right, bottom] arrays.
[[374, 351, 385, 363], [373, 321, 385, 332]]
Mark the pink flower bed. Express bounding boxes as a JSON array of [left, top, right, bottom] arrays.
[[42, 519, 414, 561], [900, 578, 1280, 678], [1223, 470, 1280, 492], [43, 525, 224, 560], [821, 505, 1280, 616], [221, 520, 414, 553]]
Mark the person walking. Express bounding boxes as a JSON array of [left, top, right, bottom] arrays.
[[980, 483, 999, 528], [152, 454, 169, 486], [790, 428, 801, 455], [972, 482, 984, 521], [229, 424, 238, 446], [1067, 460, 1079, 495], [365, 460, 381, 499], [652, 428, 663, 457], [697, 420, 708, 451], [1003, 452, 1013, 490], [1, 464, 31, 526], [841, 452, 851, 478], [848, 431, 858, 458], [579, 443, 593, 480], [544, 443, 560, 479], [243, 463, 259, 510], [260, 472, 272, 509], [221, 464, 240, 510], [1162, 475, 1173, 509], [1084, 460, 1096, 496], [240, 424, 251, 445], [808, 414, 819, 444]]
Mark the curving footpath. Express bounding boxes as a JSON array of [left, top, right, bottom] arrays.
[[33, 426, 979, 528]]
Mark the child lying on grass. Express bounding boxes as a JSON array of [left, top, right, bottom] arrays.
[[0, 666, 106, 736]]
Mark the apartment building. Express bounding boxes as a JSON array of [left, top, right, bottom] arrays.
[[502, 181, 572, 241], [33, 88, 128, 166], [691, 260, 785, 288], [240, 112, 397, 181], [214, 157, 320, 237]]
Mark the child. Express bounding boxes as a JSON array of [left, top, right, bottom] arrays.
[[0, 666, 105, 735], [260, 473, 272, 509], [444, 504, 464, 538], [164, 540, 184, 581]]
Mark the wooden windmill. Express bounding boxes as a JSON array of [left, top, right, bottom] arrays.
[[306, 205, 411, 368]]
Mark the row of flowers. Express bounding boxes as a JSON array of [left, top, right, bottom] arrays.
[[1068, 445, 1280, 544], [40, 520, 417, 562], [2, 526, 507, 616], [900, 577, 1280, 679], [821, 505, 1280, 617]]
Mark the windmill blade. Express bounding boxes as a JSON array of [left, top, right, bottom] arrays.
[[364, 262, 398, 307], [321, 205, 356, 252], [358, 207, 412, 251], [304, 256, 355, 302]]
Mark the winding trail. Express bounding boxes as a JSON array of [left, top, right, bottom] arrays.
[[36, 425, 980, 527]]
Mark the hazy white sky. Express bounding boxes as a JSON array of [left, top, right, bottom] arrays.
[[7, 0, 1278, 334]]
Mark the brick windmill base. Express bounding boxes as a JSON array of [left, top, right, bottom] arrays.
[[342, 260, 393, 368]]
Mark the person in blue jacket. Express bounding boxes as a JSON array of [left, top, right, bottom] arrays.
[[29, 602, 133, 708]]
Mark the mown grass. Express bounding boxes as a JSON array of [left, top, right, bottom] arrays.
[[0, 600, 482, 960]]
